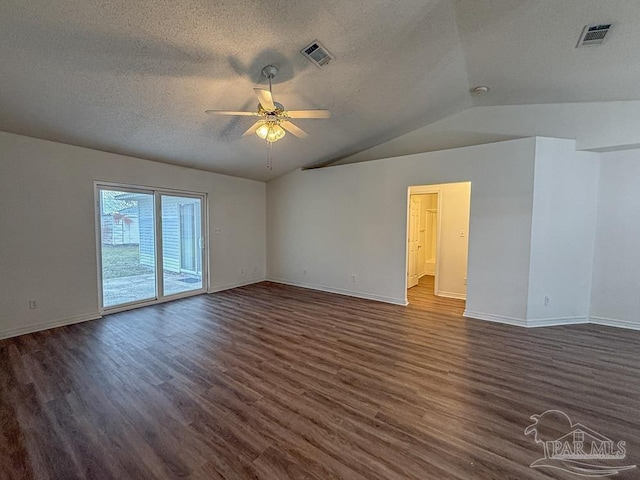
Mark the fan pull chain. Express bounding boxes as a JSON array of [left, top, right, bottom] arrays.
[[266, 141, 273, 171], [266, 73, 273, 171]]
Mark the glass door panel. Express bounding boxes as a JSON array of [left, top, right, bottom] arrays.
[[160, 195, 203, 296], [99, 188, 157, 308]]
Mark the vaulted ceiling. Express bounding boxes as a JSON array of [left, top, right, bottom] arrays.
[[2, 0, 640, 181]]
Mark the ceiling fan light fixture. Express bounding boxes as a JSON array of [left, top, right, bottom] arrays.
[[256, 122, 286, 143]]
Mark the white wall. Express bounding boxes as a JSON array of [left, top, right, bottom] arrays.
[[0, 132, 266, 339], [526, 138, 600, 326], [268, 138, 537, 321], [4, 130, 635, 335], [410, 183, 470, 299], [590, 149, 640, 330]]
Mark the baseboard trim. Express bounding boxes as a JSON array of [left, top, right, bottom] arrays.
[[526, 316, 589, 328], [267, 278, 408, 306], [208, 278, 266, 294], [463, 310, 527, 327], [589, 316, 640, 331], [3, 294, 636, 341], [465, 311, 593, 329], [0, 312, 102, 341], [437, 291, 467, 300]]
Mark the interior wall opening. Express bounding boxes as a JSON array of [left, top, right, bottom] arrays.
[[406, 182, 471, 314]]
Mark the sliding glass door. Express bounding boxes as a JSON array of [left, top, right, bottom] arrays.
[[97, 185, 206, 311], [99, 188, 157, 308], [161, 195, 204, 296]]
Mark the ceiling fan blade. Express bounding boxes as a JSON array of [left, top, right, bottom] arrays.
[[286, 110, 331, 119], [205, 110, 257, 116], [242, 121, 263, 137], [254, 88, 276, 112], [282, 121, 308, 138]]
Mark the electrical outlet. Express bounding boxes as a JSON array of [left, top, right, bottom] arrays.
[[351, 275, 357, 283], [240, 268, 245, 276], [29, 300, 38, 310], [544, 296, 550, 306], [303, 269, 307, 275]]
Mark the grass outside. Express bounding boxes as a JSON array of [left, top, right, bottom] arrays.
[[102, 245, 153, 279]]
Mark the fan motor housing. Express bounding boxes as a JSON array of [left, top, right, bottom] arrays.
[[262, 65, 278, 78]]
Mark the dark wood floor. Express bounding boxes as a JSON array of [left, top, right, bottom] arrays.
[[1, 282, 639, 479], [407, 275, 466, 315]]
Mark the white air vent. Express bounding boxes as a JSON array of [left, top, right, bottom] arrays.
[[577, 23, 612, 47], [301, 40, 334, 68]]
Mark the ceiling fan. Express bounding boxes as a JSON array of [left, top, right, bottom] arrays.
[[205, 65, 330, 169]]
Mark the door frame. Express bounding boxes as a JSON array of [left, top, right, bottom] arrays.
[[95, 181, 209, 315], [406, 186, 443, 296]]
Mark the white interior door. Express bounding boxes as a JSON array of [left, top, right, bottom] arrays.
[[407, 196, 420, 288], [417, 196, 427, 277]]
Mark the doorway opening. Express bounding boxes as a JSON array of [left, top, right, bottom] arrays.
[[406, 182, 471, 314]]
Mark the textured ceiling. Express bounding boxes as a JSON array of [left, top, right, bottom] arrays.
[[1, 0, 640, 180], [455, 0, 640, 106]]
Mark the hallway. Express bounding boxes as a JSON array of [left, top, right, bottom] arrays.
[[407, 275, 465, 316]]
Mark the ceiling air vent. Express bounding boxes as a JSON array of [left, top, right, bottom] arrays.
[[576, 23, 613, 47], [301, 40, 334, 68]]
